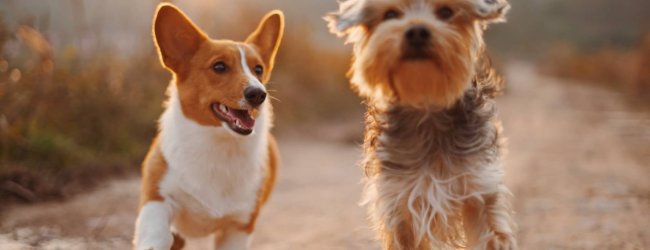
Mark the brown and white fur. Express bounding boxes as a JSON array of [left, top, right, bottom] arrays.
[[133, 4, 283, 250], [325, 0, 516, 249]]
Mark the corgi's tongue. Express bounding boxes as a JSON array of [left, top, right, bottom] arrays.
[[229, 109, 255, 129]]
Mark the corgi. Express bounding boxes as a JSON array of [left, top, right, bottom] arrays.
[[133, 4, 284, 250]]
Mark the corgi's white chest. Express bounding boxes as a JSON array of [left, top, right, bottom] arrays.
[[157, 87, 269, 219]]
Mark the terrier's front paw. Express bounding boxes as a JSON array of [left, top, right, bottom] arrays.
[[486, 232, 517, 250]]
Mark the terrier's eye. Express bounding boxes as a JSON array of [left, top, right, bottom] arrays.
[[436, 6, 455, 20], [254, 65, 263, 75], [213, 61, 228, 73], [383, 9, 400, 20]]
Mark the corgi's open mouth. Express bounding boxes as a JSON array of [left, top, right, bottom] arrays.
[[210, 103, 255, 135]]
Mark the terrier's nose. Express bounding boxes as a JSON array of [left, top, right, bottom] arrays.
[[244, 87, 267, 107], [405, 26, 430, 47]]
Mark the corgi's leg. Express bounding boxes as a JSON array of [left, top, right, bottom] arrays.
[[171, 232, 186, 250], [134, 138, 176, 250], [215, 229, 252, 250], [134, 200, 175, 250]]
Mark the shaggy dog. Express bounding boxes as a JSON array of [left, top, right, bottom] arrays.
[[325, 0, 517, 249]]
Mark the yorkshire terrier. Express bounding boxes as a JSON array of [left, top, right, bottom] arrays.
[[326, 0, 517, 249]]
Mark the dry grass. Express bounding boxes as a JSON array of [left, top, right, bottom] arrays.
[[0, 24, 169, 203], [541, 34, 650, 101], [272, 29, 361, 126]]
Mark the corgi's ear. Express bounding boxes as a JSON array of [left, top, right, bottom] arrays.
[[153, 4, 207, 73], [245, 10, 284, 78]]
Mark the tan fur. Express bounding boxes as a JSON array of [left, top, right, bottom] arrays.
[[327, 0, 507, 108], [139, 136, 167, 207], [171, 233, 185, 250]]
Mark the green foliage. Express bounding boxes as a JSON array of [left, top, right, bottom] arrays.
[[0, 44, 168, 178]]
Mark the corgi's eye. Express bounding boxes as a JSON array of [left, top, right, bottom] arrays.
[[254, 65, 263, 75], [436, 6, 455, 20], [383, 9, 400, 20], [213, 61, 228, 73]]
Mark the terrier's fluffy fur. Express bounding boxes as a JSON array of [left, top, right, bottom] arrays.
[[133, 4, 283, 250], [326, 0, 517, 249]]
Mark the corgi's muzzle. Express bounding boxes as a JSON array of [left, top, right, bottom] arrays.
[[210, 86, 266, 135], [211, 102, 256, 135]]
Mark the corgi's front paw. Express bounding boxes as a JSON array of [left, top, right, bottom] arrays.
[[133, 201, 174, 250], [133, 224, 173, 250], [134, 234, 173, 250]]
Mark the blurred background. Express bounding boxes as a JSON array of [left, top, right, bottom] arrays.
[[0, 0, 648, 249]]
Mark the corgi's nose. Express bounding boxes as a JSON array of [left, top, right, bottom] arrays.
[[244, 87, 267, 107]]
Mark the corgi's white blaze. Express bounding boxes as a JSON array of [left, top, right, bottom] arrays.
[[133, 201, 174, 250], [157, 85, 270, 235], [238, 45, 266, 91]]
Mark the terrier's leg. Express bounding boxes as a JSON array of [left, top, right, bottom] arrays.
[[463, 187, 517, 250]]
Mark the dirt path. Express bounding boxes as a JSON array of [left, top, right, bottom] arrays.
[[500, 63, 650, 249], [1, 63, 649, 249]]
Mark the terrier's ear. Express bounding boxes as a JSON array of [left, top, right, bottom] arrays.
[[461, 0, 510, 23], [324, 0, 366, 37], [245, 10, 285, 80], [152, 4, 207, 73]]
